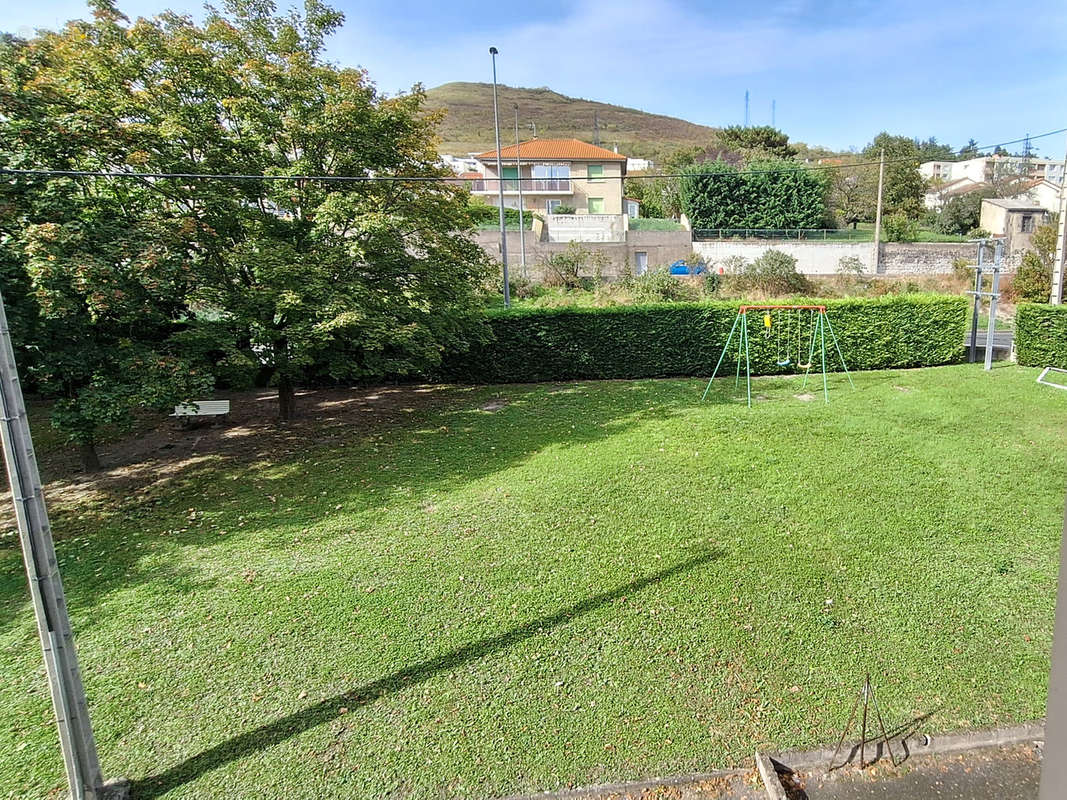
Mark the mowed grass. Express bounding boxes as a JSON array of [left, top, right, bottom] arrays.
[[1, 364, 1065, 799]]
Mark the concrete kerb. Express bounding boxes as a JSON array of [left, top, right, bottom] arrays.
[[497, 722, 1045, 800]]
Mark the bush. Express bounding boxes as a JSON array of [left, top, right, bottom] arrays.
[[1016, 304, 1067, 368], [837, 255, 865, 276], [625, 270, 698, 304], [882, 212, 918, 242], [438, 294, 969, 383], [553, 205, 575, 215], [469, 202, 534, 228], [733, 249, 811, 295], [628, 218, 684, 231], [1005, 251, 1052, 303], [539, 242, 607, 289]]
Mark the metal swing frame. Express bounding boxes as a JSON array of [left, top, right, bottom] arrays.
[[701, 304, 854, 407]]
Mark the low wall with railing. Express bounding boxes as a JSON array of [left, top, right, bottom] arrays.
[[545, 214, 625, 243]]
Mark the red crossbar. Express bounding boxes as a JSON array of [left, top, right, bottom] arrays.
[[738, 304, 826, 312]]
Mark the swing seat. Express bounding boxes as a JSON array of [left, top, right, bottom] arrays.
[[776, 358, 791, 367], [797, 360, 812, 369]]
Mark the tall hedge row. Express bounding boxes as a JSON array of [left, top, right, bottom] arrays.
[[439, 295, 969, 383], [1016, 303, 1067, 369]]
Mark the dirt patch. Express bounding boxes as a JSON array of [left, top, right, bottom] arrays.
[[793, 393, 816, 402], [5, 384, 478, 535]]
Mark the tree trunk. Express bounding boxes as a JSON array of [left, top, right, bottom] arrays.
[[80, 442, 101, 472], [278, 374, 295, 421]]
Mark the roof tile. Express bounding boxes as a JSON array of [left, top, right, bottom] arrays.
[[476, 138, 626, 162]]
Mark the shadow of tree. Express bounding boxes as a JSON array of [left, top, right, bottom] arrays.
[[130, 547, 724, 798]]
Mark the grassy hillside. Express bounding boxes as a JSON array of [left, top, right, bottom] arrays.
[[424, 82, 719, 161]]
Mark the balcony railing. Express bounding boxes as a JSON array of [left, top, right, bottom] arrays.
[[471, 178, 571, 193]]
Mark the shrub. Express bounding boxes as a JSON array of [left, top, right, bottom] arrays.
[[734, 249, 811, 295], [837, 255, 865, 276], [1016, 304, 1067, 368], [882, 212, 918, 242], [951, 257, 973, 282], [626, 270, 697, 304], [438, 294, 969, 383], [1007, 252, 1053, 303], [553, 205, 576, 215], [539, 242, 604, 289], [469, 202, 533, 228]]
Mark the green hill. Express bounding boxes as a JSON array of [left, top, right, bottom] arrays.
[[424, 82, 720, 162]]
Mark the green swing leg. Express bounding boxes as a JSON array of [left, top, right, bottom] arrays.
[[819, 311, 829, 403], [822, 312, 855, 390], [801, 310, 818, 390], [744, 313, 752, 408], [702, 311, 741, 401]]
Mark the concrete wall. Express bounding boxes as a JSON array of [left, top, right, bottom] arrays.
[[693, 239, 1003, 275], [693, 240, 876, 274], [475, 229, 691, 280]]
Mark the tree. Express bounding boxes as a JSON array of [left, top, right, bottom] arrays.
[[829, 161, 878, 228], [0, 32, 215, 468], [915, 137, 955, 161], [6, 0, 491, 424], [861, 133, 925, 218], [936, 189, 993, 235], [959, 139, 981, 159], [717, 126, 797, 160], [680, 159, 829, 230]]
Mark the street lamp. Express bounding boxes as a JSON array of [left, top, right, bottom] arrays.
[[488, 47, 510, 307], [514, 104, 527, 279]]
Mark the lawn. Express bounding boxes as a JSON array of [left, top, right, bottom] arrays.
[[1, 365, 1065, 799]]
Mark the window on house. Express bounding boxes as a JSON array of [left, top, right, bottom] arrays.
[[501, 166, 518, 192], [546, 199, 562, 214], [587, 164, 604, 183], [1021, 215, 1034, 233], [588, 197, 604, 214]]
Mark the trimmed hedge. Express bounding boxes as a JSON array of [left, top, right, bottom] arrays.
[[440, 294, 969, 383], [1016, 303, 1067, 369]]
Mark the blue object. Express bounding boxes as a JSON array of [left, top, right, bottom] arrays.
[[669, 259, 708, 276]]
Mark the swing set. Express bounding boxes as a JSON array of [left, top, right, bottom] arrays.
[[701, 305, 854, 407]]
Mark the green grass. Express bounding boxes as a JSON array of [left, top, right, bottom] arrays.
[[628, 218, 685, 231], [2, 365, 1064, 798]]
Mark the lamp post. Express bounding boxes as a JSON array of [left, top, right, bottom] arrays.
[[488, 47, 510, 307], [514, 104, 527, 279]]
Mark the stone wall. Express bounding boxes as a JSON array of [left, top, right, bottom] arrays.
[[474, 229, 692, 280], [692, 239, 1004, 275]]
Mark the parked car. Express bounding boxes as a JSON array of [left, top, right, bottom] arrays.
[[669, 259, 707, 276]]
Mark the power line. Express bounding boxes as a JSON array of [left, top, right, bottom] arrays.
[[2, 127, 1064, 186]]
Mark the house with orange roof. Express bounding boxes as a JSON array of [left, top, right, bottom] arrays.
[[472, 138, 628, 218]]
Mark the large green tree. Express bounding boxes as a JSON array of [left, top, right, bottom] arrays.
[[717, 126, 797, 160], [4, 0, 490, 428], [861, 133, 926, 218]]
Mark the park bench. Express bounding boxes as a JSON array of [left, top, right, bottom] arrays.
[[171, 400, 230, 426]]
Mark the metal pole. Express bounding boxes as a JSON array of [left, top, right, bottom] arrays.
[[872, 148, 885, 274], [744, 314, 752, 408], [822, 311, 855, 389], [1039, 488, 1067, 799], [820, 311, 829, 403], [513, 104, 527, 280], [1051, 138, 1067, 304], [969, 242, 984, 363], [0, 289, 122, 800], [984, 242, 1002, 371], [489, 47, 509, 307], [702, 311, 740, 401]]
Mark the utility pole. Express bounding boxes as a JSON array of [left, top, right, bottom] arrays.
[[0, 289, 126, 800], [744, 90, 749, 127], [771, 99, 775, 128], [514, 104, 527, 279], [593, 111, 600, 147], [488, 46, 509, 307], [1040, 490, 1067, 799], [1051, 138, 1067, 304], [872, 147, 885, 273], [528, 121, 537, 139]]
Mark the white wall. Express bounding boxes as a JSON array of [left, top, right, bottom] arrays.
[[694, 241, 875, 274]]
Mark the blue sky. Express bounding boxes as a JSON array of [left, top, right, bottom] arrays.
[[7, 0, 1067, 155]]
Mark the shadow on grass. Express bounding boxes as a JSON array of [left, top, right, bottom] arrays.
[[130, 547, 724, 798]]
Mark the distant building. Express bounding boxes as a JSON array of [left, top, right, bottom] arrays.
[[626, 157, 654, 172], [1009, 179, 1063, 213], [920, 155, 1065, 186], [979, 198, 1051, 260], [471, 138, 628, 218], [439, 153, 483, 175]]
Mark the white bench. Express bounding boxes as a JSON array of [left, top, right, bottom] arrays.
[[171, 400, 231, 419]]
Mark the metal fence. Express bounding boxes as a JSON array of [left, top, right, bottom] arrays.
[[693, 228, 871, 242]]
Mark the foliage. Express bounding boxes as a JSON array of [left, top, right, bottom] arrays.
[[861, 133, 925, 218], [469, 202, 535, 228], [1016, 303, 1067, 367], [622, 270, 699, 304], [1031, 215, 1059, 269], [882, 212, 919, 242], [837, 256, 865, 276], [4, 0, 491, 425], [539, 242, 607, 289], [439, 295, 969, 383], [626, 217, 685, 231], [717, 125, 797, 160], [553, 204, 576, 215], [915, 136, 956, 161], [936, 190, 992, 235], [829, 163, 878, 227], [732, 250, 810, 295], [680, 159, 829, 230], [1008, 252, 1053, 303]]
